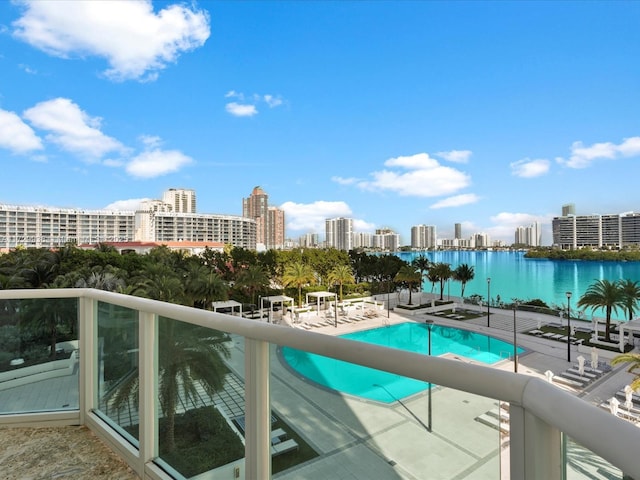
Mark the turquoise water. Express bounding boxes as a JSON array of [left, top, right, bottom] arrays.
[[282, 323, 524, 403], [395, 251, 640, 321]]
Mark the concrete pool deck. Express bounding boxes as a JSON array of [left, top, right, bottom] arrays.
[[1, 305, 635, 479]]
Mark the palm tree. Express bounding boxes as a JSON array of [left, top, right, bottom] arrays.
[[184, 263, 228, 309], [107, 317, 231, 454], [430, 262, 452, 301], [327, 265, 355, 302], [235, 265, 270, 307], [611, 353, 640, 391], [411, 255, 431, 293], [618, 279, 640, 321], [282, 261, 316, 307], [394, 265, 422, 305], [157, 318, 230, 453], [453, 263, 475, 298], [577, 279, 624, 342]]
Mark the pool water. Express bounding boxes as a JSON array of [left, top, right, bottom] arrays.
[[281, 322, 524, 403]]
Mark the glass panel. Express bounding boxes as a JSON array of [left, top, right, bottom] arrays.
[[275, 342, 501, 479], [0, 297, 79, 414], [565, 436, 624, 479], [96, 302, 139, 443], [156, 317, 244, 479]]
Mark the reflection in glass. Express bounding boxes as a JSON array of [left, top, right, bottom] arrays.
[[156, 317, 242, 478], [0, 298, 78, 414], [97, 302, 139, 441]]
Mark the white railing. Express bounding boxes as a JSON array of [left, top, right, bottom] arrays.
[[0, 288, 639, 479]]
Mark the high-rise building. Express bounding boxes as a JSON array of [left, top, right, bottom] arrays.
[[374, 228, 400, 251], [551, 211, 640, 249], [454, 223, 462, 239], [411, 225, 437, 249], [242, 186, 285, 250], [514, 222, 541, 247], [162, 188, 196, 213], [325, 217, 353, 251], [562, 204, 575, 216], [0, 188, 257, 251]]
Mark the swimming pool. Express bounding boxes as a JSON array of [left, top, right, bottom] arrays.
[[281, 322, 525, 403]]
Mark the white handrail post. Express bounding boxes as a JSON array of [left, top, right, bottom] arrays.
[[79, 295, 96, 424], [245, 338, 271, 480], [139, 311, 158, 474], [510, 404, 562, 479]]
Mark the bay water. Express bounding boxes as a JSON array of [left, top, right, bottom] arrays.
[[394, 250, 640, 322]]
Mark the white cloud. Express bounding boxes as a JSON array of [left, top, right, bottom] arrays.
[[23, 97, 124, 159], [560, 136, 640, 169], [0, 108, 43, 153], [224, 91, 285, 117], [225, 102, 258, 117], [264, 94, 283, 108], [331, 176, 358, 185], [358, 152, 471, 197], [280, 200, 353, 232], [435, 149, 472, 163], [12, 0, 210, 82], [510, 158, 550, 178], [104, 198, 150, 211], [126, 149, 193, 178], [139, 134, 163, 148], [430, 193, 480, 209]]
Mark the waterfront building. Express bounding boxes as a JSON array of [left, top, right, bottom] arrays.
[[454, 222, 462, 239], [325, 217, 353, 251], [473, 232, 491, 248], [242, 186, 285, 250], [373, 228, 400, 251], [353, 232, 373, 249], [411, 224, 437, 249], [552, 210, 640, 249], [515, 222, 541, 247], [562, 203, 576, 216]]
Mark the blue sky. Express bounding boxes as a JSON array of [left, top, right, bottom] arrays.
[[1, 1, 639, 246]]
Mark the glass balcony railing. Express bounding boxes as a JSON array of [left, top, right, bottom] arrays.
[[0, 288, 638, 480]]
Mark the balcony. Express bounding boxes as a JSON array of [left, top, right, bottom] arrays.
[[0, 288, 639, 479]]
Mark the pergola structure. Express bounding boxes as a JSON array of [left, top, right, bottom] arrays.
[[306, 291, 338, 316], [259, 295, 294, 324], [617, 318, 640, 351], [212, 300, 243, 316]]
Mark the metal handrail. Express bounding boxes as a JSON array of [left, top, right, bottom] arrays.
[[1, 288, 639, 478]]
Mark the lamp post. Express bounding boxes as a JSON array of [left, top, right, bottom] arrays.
[[566, 291, 572, 363], [513, 302, 519, 373], [487, 278, 491, 328], [387, 279, 390, 319], [425, 319, 434, 432]]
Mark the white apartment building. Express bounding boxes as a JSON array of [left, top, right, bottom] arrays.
[[325, 217, 353, 251], [411, 224, 437, 249], [374, 228, 400, 251], [0, 189, 257, 251], [552, 211, 640, 249], [353, 232, 373, 249], [162, 188, 196, 213], [515, 222, 541, 247], [0, 205, 135, 249]]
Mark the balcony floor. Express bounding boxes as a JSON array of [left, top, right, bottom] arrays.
[[0, 425, 137, 479]]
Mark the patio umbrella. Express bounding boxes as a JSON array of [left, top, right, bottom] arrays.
[[624, 385, 635, 410], [577, 356, 585, 376], [609, 397, 619, 416], [545, 370, 554, 383], [590, 347, 599, 369]]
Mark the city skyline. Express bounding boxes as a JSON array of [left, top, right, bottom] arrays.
[[1, 1, 639, 246]]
